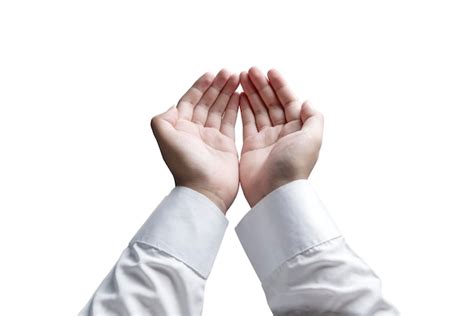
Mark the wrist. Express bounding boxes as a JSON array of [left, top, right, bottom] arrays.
[[195, 187, 228, 214], [176, 183, 228, 214], [249, 176, 309, 207]]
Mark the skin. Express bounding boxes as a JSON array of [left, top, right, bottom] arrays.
[[151, 69, 240, 213], [151, 67, 324, 212], [239, 67, 324, 207]]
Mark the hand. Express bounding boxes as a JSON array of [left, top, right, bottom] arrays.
[[239, 67, 324, 207], [151, 70, 240, 213]]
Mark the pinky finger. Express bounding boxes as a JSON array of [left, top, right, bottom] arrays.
[[220, 92, 239, 139], [240, 93, 258, 139]]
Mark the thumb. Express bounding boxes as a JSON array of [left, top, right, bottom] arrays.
[[300, 100, 324, 133], [159, 105, 178, 124], [150, 105, 178, 139]]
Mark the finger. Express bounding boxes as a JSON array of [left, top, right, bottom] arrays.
[[267, 69, 301, 122], [240, 93, 258, 139], [301, 100, 324, 134], [177, 72, 215, 121], [192, 69, 232, 125], [248, 66, 285, 125], [240, 71, 271, 130], [220, 92, 239, 139], [205, 73, 239, 129]]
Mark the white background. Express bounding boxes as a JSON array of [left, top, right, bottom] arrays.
[[1, 1, 473, 315]]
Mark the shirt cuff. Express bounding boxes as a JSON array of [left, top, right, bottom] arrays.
[[235, 179, 341, 281], [130, 186, 228, 279]]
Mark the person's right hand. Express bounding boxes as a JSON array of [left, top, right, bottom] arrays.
[[239, 67, 325, 207], [150, 70, 240, 213]]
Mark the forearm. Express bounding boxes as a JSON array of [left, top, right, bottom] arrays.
[[263, 238, 397, 315], [80, 243, 206, 315], [236, 180, 398, 316], [80, 187, 228, 316]]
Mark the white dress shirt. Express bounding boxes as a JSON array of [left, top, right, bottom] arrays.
[[80, 180, 398, 316]]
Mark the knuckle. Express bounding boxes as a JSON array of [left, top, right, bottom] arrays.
[[208, 108, 221, 116], [272, 117, 286, 125], [253, 107, 267, 115]]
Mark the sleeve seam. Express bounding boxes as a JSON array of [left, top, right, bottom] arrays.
[[130, 240, 208, 280], [261, 235, 344, 284]]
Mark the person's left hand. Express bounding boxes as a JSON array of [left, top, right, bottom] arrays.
[[238, 67, 324, 207], [151, 70, 240, 213]]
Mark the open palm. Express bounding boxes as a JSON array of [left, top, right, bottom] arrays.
[[151, 70, 240, 212], [239, 68, 324, 207]]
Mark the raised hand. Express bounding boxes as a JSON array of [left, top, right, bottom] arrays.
[[151, 70, 240, 213], [239, 67, 324, 207]]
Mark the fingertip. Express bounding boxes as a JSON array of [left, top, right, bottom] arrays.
[[249, 66, 262, 76], [215, 69, 232, 87], [229, 73, 240, 85], [240, 71, 258, 94], [301, 99, 313, 110], [267, 69, 288, 90], [267, 68, 280, 79], [202, 71, 214, 80], [199, 72, 215, 86], [249, 67, 268, 88], [218, 68, 231, 77]]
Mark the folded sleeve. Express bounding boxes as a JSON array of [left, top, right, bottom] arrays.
[[80, 186, 228, 316], [235, 180, 399, 316]]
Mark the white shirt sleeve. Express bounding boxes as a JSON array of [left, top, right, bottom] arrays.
[[80, 186, 228, 316], [235, 180, 399, 316]]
